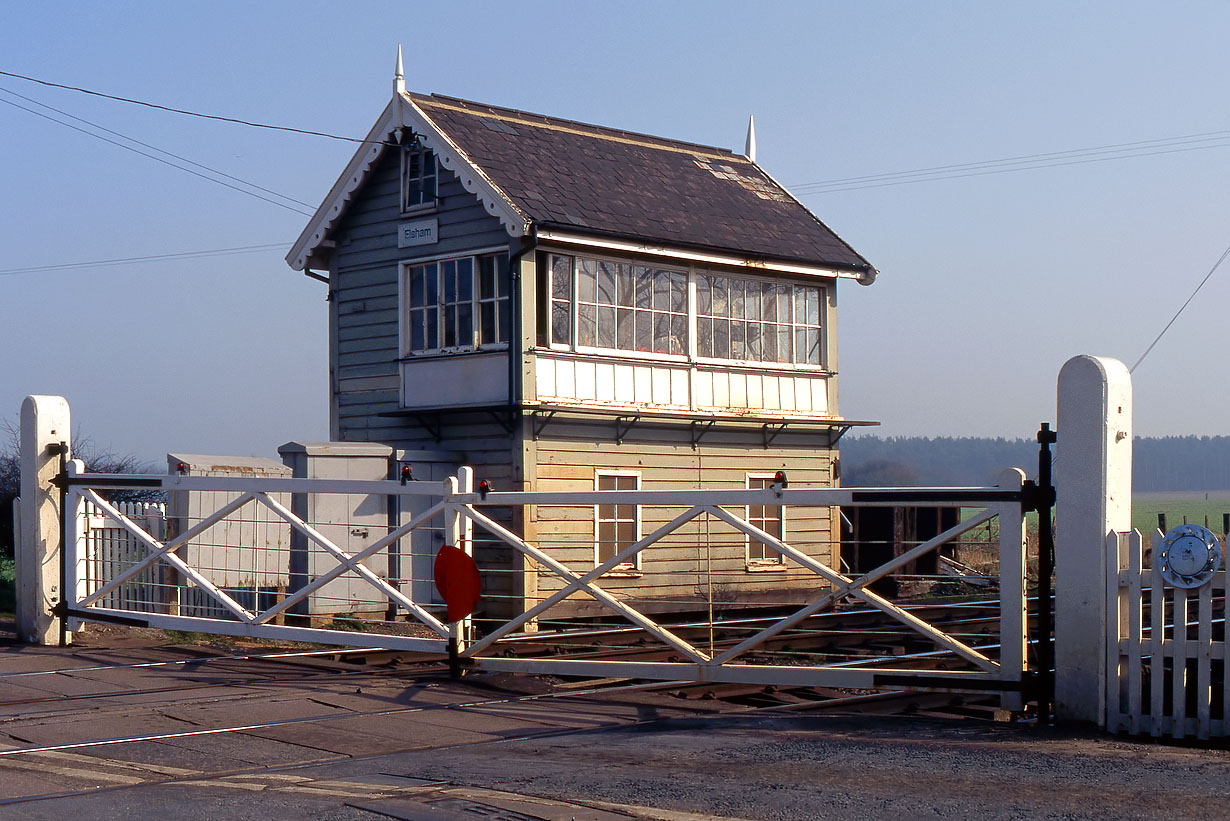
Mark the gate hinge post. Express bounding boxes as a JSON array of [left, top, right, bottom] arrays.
[[1020, 479, 1056, 514], [447, 637, 475, 678]]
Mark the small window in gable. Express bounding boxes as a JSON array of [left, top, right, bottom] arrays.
[[402, 145, 437, 211]]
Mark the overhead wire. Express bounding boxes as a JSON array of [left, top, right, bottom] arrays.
[[4, 66, 1228, 197], [3, 64, 1227, 351], [789, 130, 1230, 194], [0, 84, 314, 209], [0, 243, 289, 278], [0, 68, 392, 146], [1129, 240, 1230, 373], [0, 91, 314, 216]]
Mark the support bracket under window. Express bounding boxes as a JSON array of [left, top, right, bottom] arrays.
[[487, 410, 516, 436], [519, 404, 878, 445], [615, 415, 640, 445], [829, 424, 856, 446], [409, 414, 442, 443], [531, 411, 556, 440], [690, 420, 715, 448], [762, 422, 789, 448]]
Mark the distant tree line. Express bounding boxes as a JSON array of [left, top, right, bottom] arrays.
[[841, 435, 1230, 491]]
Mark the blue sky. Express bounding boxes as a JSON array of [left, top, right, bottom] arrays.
[[3, 2, 1229, 462]]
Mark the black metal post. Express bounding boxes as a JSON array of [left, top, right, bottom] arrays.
[[448, 636, 461, 678], [54, 442, 69, 648], [1036, 423, 1057, 723]]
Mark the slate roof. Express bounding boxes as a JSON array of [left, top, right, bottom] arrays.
[[408, 93, 872, 274]]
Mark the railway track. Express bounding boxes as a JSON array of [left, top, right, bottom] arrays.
[[0, 644, 1016, 813], [0, 596, 1040, 742]]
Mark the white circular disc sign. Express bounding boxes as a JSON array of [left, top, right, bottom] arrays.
[[1155, 524, 1223, 589]]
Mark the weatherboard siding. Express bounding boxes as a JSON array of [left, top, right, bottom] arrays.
[[522, 421, 837, 617], [326, 144, 512, 447], [319, 145, 527, 614]]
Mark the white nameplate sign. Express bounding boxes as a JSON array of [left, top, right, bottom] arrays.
[[398, 218, 438, 248]]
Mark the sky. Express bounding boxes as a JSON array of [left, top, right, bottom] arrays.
[[3, 1, 1230, 463]]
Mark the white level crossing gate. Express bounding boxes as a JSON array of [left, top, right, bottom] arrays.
[[57, 460, 1037, 705]]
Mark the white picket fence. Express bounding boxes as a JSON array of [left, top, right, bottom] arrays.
[[1106, 529, 1229, 739], [81, 499, 166, 613]]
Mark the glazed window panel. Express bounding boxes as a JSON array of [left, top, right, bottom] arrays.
[[477, 253, 511, 346], [549, 254, 573, 346], [402, 146, 437, 210], [405, 252, 508, 353], [546, 254, 824, 367], [440, 259, 474, 348], [746, 475, 786, 565], [407, 262, 439, 354], [696, 272, 824, 366], [557, 254, 686, 356], [595, 472, 641, 568]]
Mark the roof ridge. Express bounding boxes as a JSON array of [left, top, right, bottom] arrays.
[[411, 91, 743, 159]]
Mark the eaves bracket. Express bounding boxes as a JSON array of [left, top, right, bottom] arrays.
[[690, 420, 715, 448]]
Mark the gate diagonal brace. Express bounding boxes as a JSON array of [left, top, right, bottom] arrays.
[[457, 505, 710, 664]]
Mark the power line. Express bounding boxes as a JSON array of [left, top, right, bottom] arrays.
[[1130, 240, 1230, 374], [9, 66, 1226, 199], [790, 131, 1230, 194], [0, 243, 289, 277], [0, 84, 314, 209], [791, 128, 1230, 190], [0, 93, 314, 216], [0, 68, 392, 146]]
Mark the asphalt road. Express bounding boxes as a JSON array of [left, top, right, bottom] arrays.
[[0, 624, 1227, 820]]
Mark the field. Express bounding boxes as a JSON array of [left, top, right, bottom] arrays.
[[1132, 490, 1230, 536]]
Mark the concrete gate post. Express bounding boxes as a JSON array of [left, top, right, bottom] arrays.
[[1054, 355, 1132, 723], [17, 395, 71, 645]]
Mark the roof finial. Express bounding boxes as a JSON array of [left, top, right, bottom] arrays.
[[744, 114, 757, 162], [394, 45, 405, 95]]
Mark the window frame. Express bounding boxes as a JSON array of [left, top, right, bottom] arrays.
[[400, 248, 511, 357], [400, 144, 438, 214], [694, 274, 826, 369], [543, 251, 828, 371], [745, 473, 787, 569], [594, 470, 642, 573]]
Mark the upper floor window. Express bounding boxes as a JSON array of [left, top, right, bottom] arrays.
[[545, 253, 825, 367], [404, 252, 509, 354], [697, 275, 823, 366], [402, 146, 437, 211], [552, 256, 686, 356]]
